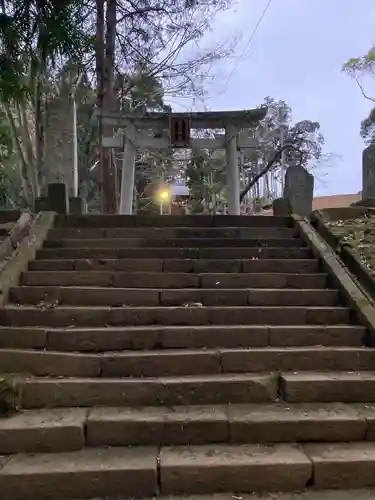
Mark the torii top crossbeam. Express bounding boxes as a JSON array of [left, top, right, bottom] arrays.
[[94, 107, 267, 130]]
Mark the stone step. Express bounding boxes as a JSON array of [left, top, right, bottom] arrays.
[[64, 491, 375, 500], [43, 237, 305, 249], [19, 373, 278, 408], [0, 446, 158, 499], [2, 441, 375, 498], [157, 443, 313, 494], [158, 442, 375, 493], [28, 258, 320, 273], [10, 287, 340, 307], [0, 325, 364, 351], [281, 372, 375, 402], [0, 305, 353, 327], [0, 444, 314, 498], [47, 226, 298, 240], [1, 347, 373, 377], [55, 214, 293, 228], [0, 408, 87, 453], [0, 403, 372, 454], [303, 442, 375, 489], [20, 271, 328, 288], [36, 246, 313, 260], [7, 442, 375, 498], [65, 403, 375, 447]]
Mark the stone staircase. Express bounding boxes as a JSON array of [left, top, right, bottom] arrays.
[[1, 214, 375, 499]]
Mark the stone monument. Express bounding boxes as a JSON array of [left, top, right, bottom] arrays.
[[283, 165, 314, 217], [362, 142, 375, 201]]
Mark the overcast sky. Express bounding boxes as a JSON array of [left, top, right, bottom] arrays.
[[173, 0, 375, 196]]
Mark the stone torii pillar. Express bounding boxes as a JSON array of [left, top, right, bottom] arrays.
[[119, 128, 136, 215], [225, 125, 240, 215]]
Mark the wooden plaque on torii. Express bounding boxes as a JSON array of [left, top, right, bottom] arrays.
[[169, 115, 191, 148]]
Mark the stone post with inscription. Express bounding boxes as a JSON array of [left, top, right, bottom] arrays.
[[362, 142, 375, 201], [283, 165, 314, 217]]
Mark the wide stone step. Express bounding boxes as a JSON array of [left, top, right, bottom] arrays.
[[281, 371, 375, 402], [65, 491, 375, 500], [0, 324, 363, 351], [55, 214, 293, 227], [43, 237, 305, 249], [19, 373, 278, 408], [0, 444, 313, 498], [20, 271, 328, 288], [2, 441, 375, 498], [0, 446, 158, 499], [28, 258, 320, 273], [10, 286, 340, 307], [7, 442, 375, 498], [0, 305, 352, 327], [1, 347, 373, 377], [158, 443, 313, 494], [0, 408, 87, 453], [75, 403, 373, 447], [47, 226, 298, 240], [36, 246, 313, 260], [0, 403, 372, 453], [159, 442, 375, 493]]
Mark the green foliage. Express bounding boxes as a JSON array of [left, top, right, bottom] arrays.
[[361, 108, 375, 144], [257, 96, 324, 169], [342, 48, 375, 76], [0, 376, 20, 417], [186, 149, 225, 213], [0, 0, 92, 100], [343, 47, 375, 144]]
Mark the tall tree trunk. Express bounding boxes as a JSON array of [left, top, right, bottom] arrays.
[[96, 0, 118, 213], [96, 0, 105, 211], [34, 76, 43, 197]]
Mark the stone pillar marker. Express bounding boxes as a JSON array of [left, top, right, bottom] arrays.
[[119, 132, 136, 215], [225, 125, 241, 216], [362, 142, 375, 200], [47, 183, 69, 214], [70, 197, 87, 215], [283, 165, 314, 217]]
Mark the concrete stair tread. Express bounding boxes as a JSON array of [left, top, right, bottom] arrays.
[[28, 257, 320, 273], [47, 227, 298, 239], [54, 215, 293, 227], [2, 402, 375, 454], [20, 271, 328, 289], [0, 445, 158, 499], [281, 371, 375, 403], [0, 324, 365, 350], [4, 442, 375, 496], [1, 346, 375, 377], [0, 305, 352, 327], [36, 247, 314, 260], [69, 492, 375, 500], [17, 372, 375, 408], [10, 286, 340, 307], [18, 372, 280, 408], [43, 237, 305, 249]]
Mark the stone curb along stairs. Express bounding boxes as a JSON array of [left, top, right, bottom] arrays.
[[3, 213, 375, 499]]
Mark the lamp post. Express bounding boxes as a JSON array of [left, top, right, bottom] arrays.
[[159, 190, 169, 215]]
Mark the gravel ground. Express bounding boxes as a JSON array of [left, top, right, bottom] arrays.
[[326, 214, 375, 275]]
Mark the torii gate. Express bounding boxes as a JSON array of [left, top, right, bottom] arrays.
[[95, 108, 267, 215]]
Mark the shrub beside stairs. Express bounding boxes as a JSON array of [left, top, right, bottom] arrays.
[[1, 213, 375, 499]]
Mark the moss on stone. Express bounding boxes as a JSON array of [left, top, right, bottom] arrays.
[[0, 376, 20, 417]]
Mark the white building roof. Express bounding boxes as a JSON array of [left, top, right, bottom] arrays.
[[171, 185, 189, 196]]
